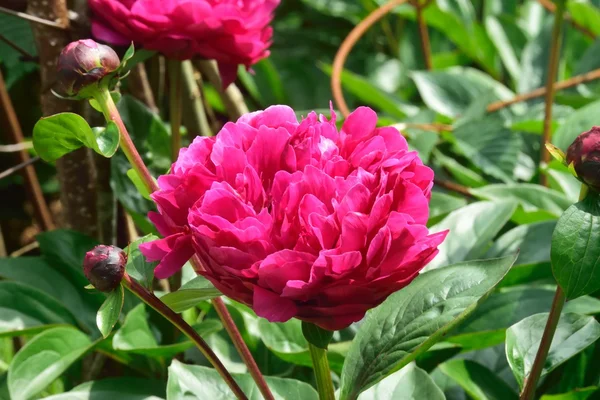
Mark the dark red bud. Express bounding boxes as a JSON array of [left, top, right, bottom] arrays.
[[57, 39, 120, 96], [83, 245, 126, 292], [566, 126, 600, 191]]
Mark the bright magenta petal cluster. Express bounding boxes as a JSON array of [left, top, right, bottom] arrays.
[[140, 106, 447, 330], [88, 0, 279, 87]]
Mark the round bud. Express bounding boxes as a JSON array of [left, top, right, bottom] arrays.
[[83, 245, 126, 292], [57, 39, 120, 97], [566, 126, 600, 192]]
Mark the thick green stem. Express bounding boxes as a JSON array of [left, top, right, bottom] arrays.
[[122, 273, 247, 400], [520, 287, 566, 400], [93, 89, 158, 194], [540, 0, 566, 187], [168, 59, 183, 161], [308, 342, 335, 400]]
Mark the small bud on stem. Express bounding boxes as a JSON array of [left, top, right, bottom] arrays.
[[57, 39, 120, 98], [566, 126, 600, 191], [83, 245, 126, 292]]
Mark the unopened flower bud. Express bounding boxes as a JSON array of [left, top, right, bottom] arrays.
[[566, 126, 600, 191], [83, 245, 126, 292], [57, 39, 120, 97]]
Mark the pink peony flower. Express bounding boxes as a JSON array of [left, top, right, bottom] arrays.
[[140, 106, 447, 330], [88, 0, 279, 87]]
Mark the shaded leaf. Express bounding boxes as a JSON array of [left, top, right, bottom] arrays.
[[8, 327, 93, 400], [506, 313, 600, 388], [440, 359, 518, 400], [358, 363, 445, 400], [166, 360, 318, 399], [97, 285, 124, 338]]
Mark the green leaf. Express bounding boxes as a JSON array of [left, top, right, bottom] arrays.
[[486, 221, 555, 287], [113, 304, 158, 351], [0, 281, 77, 337], [0, 257, 97, 333], [447, 287, 600, 349], [425, 201, 517, 270], [428, 191, 468, 223], [120, 43, 135, 68], [451, 115, 522, 182], [33, 113, 119, 161], [470, 184, 571, 224], [338, 254, 517, 400], [553, 99, 600, 151], [440, 359, 518, 400], [36, 230, 100, 289], [484, 15, 527, 84], [161, 276, 221, 313], [411, 67, 513, 118], [552, 192, 600, 299], [506, 312, 600, 388], [167, 360, 318, 399], [540, 387, 598, 400], [127, 169, 152, 200], [125, 234, 159, 290], [567, 1, 600, 36], [519, 18, 553, 93], [320, 64, 415, 120], [432, 148, 488, 188], [43, 377, 166, 400], [258, 318, 345, 374], [357, 363, 445, 400], [97, 285, 124, 338], [301, 322, 333, 349], [0, 13, 38, 88], [8, 327, 93, 400]]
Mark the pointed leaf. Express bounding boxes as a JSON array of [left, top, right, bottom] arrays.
[[552, 192, 600, 299], [338, 254, 517, 400], [125, 234, 159, 290], [161, 276, 221, 313], [426, 201, 517, 270], [97, 285, 124, 338]]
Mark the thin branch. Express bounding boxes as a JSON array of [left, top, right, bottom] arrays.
[[487, 67, 600, 112], [10, 241, 39, 257], [0, 70, 54, 231], [0, 33, 36, 61], [0, 156, 39, 180], [332, 0, 410, 118], [412, 0, 433, 70], [537, 0, 596, 39], [540, 0, 566, 187], [0, 6, 66, 29], [433, 178, 473, 197], [0, 142, 33, 152]]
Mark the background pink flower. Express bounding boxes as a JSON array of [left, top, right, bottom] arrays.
[[141, 105, 447, 330], [88, 0, 279, 87]]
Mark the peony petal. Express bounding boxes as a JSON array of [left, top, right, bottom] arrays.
[[253, 286, 297, 322]]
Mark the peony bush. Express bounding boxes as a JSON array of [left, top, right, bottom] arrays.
[[6, 1, 600, 400]]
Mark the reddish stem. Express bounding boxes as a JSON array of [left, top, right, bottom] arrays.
[[122, 273, 248, 400]]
